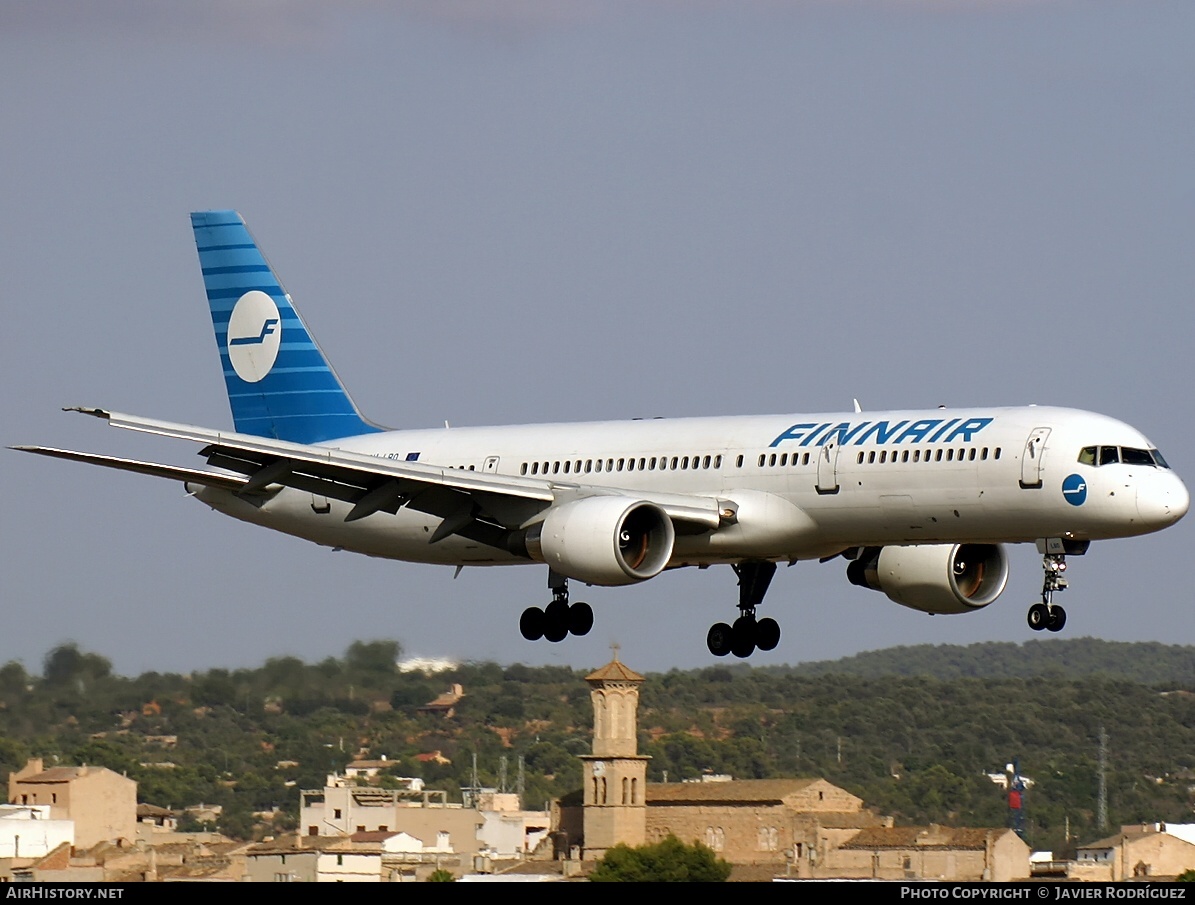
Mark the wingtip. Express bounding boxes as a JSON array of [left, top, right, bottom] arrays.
[[62, 406, 111, 420]]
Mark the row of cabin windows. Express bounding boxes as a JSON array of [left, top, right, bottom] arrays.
[[517, 446, 1006, 476], [854, 446, 1002, 465], [754, 452, 811, 468], [520, 454, 723, 476], [756, 447, 1002, 467]]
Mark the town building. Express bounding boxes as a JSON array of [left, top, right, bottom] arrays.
[[299, 766, 550, 871], [7, 758, 136, 849], [829, 824, 1030, 881], [418, 683, 465, 717], [644, 776, 891, 871], [1072, 822, 1195, 881], [579, 656, 650, 859], [0, 804, 75, 860], [300, 773, 480, 846], [343, 757, 416, 785], [247, 831, 464, 882]]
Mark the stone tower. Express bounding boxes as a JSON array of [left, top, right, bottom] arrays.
[[581, 652, 650, 859]]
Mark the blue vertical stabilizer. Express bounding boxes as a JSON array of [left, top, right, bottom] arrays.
[[191, 210, 383, 443]]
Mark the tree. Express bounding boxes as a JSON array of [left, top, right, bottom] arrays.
[[344, 640, 402, 675], [0, 661, 29, 700], [590, 835, 732, 882], [42, 643, 111, 689]]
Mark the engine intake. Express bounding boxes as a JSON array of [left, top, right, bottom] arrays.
[[846, 543, 1009, 615], [524, 497, 675, 586]]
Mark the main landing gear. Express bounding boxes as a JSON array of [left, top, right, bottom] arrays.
[[520, 571, 594, 643], [707, 561, 782, 659], [1027, 552, 1068, 633]]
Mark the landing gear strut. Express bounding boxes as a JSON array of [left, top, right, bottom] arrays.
[[707, 561, 782, 658], [1027, 552, 1068, 633], [520, 571, 594, 643]]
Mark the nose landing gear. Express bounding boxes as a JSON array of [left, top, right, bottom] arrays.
[[1027, 552, 1067, 633], [707, 561, 782, 658], [520, 571, 593, 643]]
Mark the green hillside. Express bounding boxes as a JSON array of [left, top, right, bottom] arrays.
[[1, 638, 1191, 854]]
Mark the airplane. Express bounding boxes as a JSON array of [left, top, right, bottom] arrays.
[[13, 211, 1189, 659]]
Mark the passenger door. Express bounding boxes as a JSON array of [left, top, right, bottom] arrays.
[[1019, 428, 1050, 489]]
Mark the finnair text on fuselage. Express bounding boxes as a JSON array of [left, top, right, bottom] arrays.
[[770, 417, 993, 448]]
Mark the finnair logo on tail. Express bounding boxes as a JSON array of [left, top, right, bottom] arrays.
[[227, 291, 282, 383], [230, 318, 278, 346]]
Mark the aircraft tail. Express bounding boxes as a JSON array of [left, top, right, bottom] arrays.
[[190, 211, 382, 443]]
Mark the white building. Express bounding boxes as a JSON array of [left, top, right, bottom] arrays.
[[300, 774, 450, 837], [475, 793, 551, 858], [0, 805, 74, 859]]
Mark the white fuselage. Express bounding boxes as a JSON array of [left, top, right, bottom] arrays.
[[193, 405, 1188, 567]]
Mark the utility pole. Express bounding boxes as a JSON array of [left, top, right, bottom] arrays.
[[462, 752, 481, 809], [1097, 727, 1108, 831], [517, 755, 525, 808]]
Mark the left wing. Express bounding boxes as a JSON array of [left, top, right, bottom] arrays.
[[16, 408, 726, 549], [8, 446, 253, 493]]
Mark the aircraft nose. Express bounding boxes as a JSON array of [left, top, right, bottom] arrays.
[[1137, 475, 1189, 527]]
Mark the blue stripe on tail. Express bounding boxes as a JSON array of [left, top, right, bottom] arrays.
[[190, 211, 383, 443]]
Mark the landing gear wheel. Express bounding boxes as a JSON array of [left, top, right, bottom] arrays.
[[756, 617, 781, 652], [543, 599, 570, 643], [1033, 549, 1071, 634], [1027, 603, 1049, 631], [1046, 606, 1067, 633], [708, 561, 783, 659], [569, 602, 594, 637], [731, 615, 757, 659], [707, 623, 733, 657], [520, 607, 545, 641]]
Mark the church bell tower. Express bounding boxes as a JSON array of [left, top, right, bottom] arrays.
[[581, 649, 650, 859]]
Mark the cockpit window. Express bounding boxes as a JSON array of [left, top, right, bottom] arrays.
[[1121, 447, 1154, 467], [1080, 445, 1166, 468]]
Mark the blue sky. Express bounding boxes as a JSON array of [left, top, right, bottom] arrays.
[[2, 1, 1192, 676]]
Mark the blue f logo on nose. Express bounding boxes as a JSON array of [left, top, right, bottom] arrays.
[[1062, 474, 1088, 506], [229, 318, 279, 347]]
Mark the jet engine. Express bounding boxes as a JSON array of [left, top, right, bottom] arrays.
[[524, 497, 675, 586], [846, 543, 1009, 615]]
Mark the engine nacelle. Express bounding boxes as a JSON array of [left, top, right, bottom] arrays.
[[846, 543, 1009, 615], [525, 497, 675, 586]]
